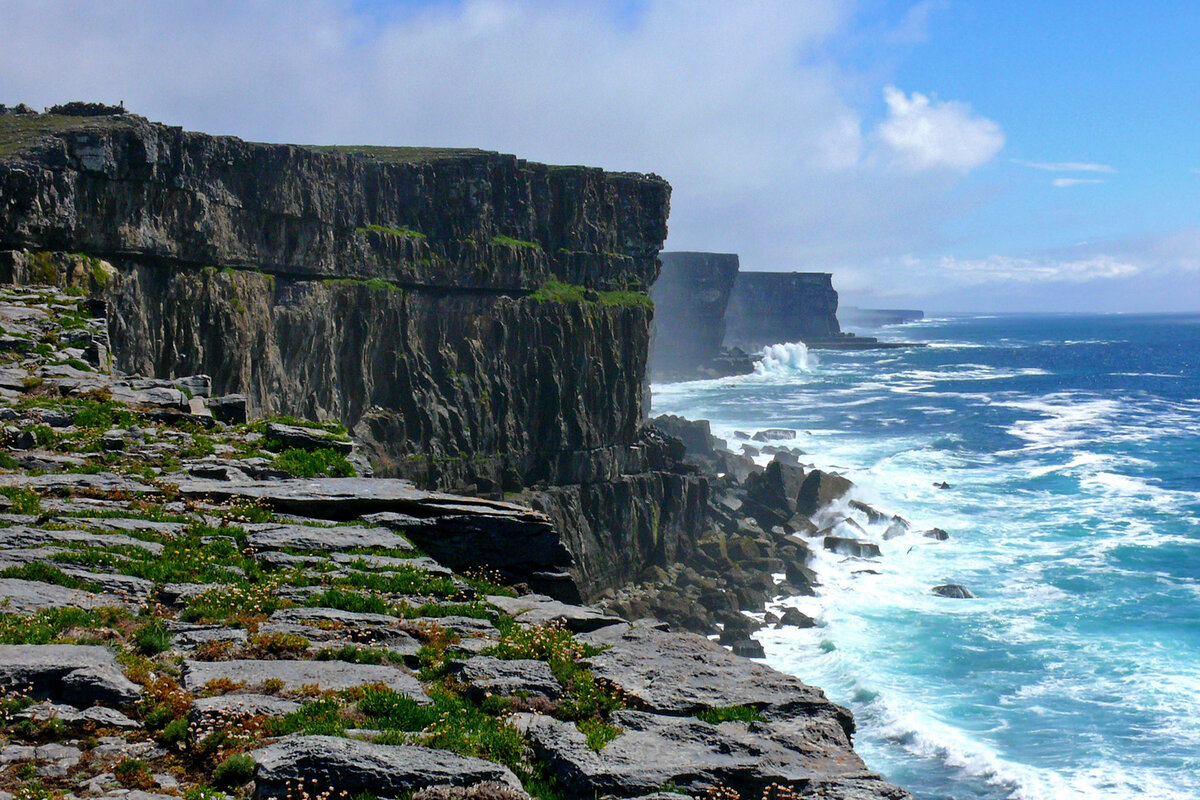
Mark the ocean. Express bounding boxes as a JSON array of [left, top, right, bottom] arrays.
[[650, 313, 1200, 800]]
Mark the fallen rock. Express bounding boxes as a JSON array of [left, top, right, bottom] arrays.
[[450, 656, 562, 703], [795, 470, 853, 518], [580, 624, 852, 728], [932, 584, 975, 599], [823, 537, 882, 559], [182, 659, 429, 700], [244, 523, 414, 553], [521, 711, 908, 800], [265, 422, 354, 455], [922, 528, 950, 541], [0, 645, 141, 707], [190, 694, 302, 723], [0, 579, 132, 612], [752, 429, 797, 442], [487, 594, 624, 633], [252, 736, 525, 799], [776, 608, 817, 629]]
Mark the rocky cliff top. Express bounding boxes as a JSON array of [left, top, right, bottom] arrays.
[[0, 106, 669, 292], [0, 278, 910, 800]]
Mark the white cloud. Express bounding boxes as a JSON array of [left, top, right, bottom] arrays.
[[1052, 178, 1105, 187], [876, 86, 1004, 172], [1016, 160, 1115, 173]]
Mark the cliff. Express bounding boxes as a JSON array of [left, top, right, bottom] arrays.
[[0, 105, 706, 602], [649, 252, 754, 382], [723, 271, 841, 351]]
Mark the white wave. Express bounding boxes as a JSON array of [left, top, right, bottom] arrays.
[[755, 341, 817, 375]]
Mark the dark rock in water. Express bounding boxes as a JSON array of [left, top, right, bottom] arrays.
[[521, 710, 908, 800], [252, 736, 525, 799], [796, 470, 854, 517], [923, 528, 950, 541], [264, 422, 353, 454], [730, 639, 766, 659], [741, 444, 760, 457], [777, 608, 817, 628], [882, 520, 909, 540], [934, 481, 952, 490], [580, 623, 853, 726], [744, 460, 807, 517], [823, 537, 882, 559], [932, 584, 974, 599], [649, 415, 723, 471], [0, 645, 142, 707], [752, 429, 797, 442], [849, 500, 887, 525]]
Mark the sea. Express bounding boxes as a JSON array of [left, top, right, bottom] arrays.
[[650, 313, 1200, 800]]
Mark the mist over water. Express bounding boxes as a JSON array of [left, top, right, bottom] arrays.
[[651, 314, 1200, 800]]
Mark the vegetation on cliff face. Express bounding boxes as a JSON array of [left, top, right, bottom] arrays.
[[528, 279, 653, 309]]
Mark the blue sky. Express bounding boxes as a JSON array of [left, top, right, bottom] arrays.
[[1, 0, 1196, 312]]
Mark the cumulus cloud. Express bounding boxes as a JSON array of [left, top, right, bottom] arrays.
[[1052, 178, 1105, 187], [876, 86, 1004, 172]]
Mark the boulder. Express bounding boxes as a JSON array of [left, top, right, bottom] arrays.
[[487, 594, 623, 633], [729, 639, 765, 659], [848, 500, 887, 525], [932, 584, 974, 599], [264, 422, 354, 455], [823, 537, 882, 559], [752, 429, 797, 442], [923, 528, 950, 541], [252, 736, 524, 799], [450, 656, 562, 703], [795, 470, 853, 518], [190, 694, 302, 723], [208, 394, 248, 424], [0, 645, 141, 707], [521, 711, 909, 800], [743, 460, 807, 517], [776, 608, 817, 629], [0, 578, 132, 612], [244, 523, 414, 553], [182, 660, 429, 700], [579, 624, 853, 729]]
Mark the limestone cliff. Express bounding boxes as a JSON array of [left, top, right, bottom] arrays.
[[723, 271, 841, 350], [649, 251, 754, 381], [0, 105, 704, 600]]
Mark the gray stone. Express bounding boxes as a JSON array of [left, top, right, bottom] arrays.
[[579, 625, 851, 727], [0, 472, 156, 496], [0, 578, 131, 612], [752, 429, 797, 442], [521, 711, 911, 800], [450, 656, 562, 703], [190, 694, 302, 723], [244, 523, 414, 553], [932, 584, 975, 599], [251, 736, 524, 799], [487, 594, 624, 633], [20, 701, 141, 730], [170, 624, 250, 649], [796, 470, 854, 518], [823, 537, 882, 559], [265, 422, 354, 454], [182, 659, 428, 700], [174, 375, 212, 397], [0, 525, 163, 554], [209, 394, 248, 424], [922, 528, 950, 541], [776, 608, 818, 629], [0, 645, 141, 707]]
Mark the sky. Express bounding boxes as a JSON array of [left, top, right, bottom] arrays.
[[1, 0, 1197, 312]]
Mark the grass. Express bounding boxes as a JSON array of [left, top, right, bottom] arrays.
[[0, 607, 129, 644], [356, 224, 425, 239], [528, 279, 652, 309], [0, 113, 97, 157], [322, 277, 401, 293], [0, 486, 42, 514], [492, 235, 541, 250], [273, 447, 356, 478], [695, 705, 767, 725], [0, 563, 103, 592], [576, 718, 622, 750], [305, 144, 488, 163], [304, 588, 393, 615]]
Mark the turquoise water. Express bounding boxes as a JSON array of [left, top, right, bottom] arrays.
[[651, 314, 1200, 800]]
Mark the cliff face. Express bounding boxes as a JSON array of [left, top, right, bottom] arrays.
[[723, 271, 841, 350], [649, 252, 752, 381], [0, 106, 704, 599]]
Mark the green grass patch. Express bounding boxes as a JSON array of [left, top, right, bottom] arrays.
[[356, 224, 426, 239], [304, 588, 393, 616], [576, 718, 622, 750], [528, 279, 651, 309], [322, 277, 401, 293], [695, 705, 766, 724], [0, 563, 103, 592], [491, 235, 541, 250], [0, 607, 129, 644], [0, 486, 41, 514], [272, 447, 356, 478]]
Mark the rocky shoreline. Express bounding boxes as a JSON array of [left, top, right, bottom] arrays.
[[0, 282, 912, 800]]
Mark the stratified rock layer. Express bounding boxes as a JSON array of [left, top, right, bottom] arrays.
[[723, 272, 840, 350], [650, 252, 752, 381]]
